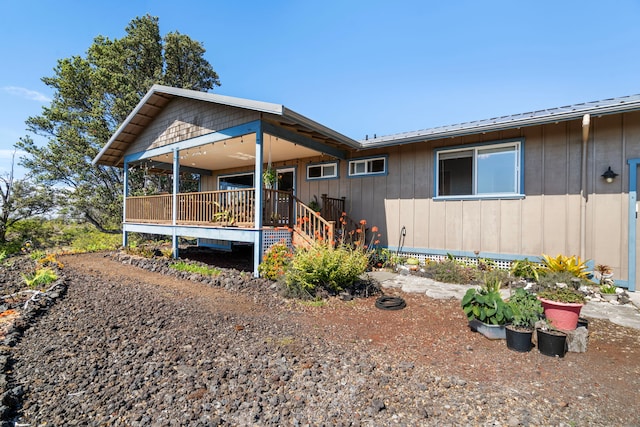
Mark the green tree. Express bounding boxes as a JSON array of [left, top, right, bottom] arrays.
[[18, 15, 220, 232], [0, 147, 55, 244]]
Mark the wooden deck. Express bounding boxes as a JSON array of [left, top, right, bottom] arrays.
[[125, 188, 337, 244]]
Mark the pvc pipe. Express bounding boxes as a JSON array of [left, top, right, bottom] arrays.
[[580, 114, 590, 260]]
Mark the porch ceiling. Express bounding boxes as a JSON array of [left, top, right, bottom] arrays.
[[145, 132, 320, 171]]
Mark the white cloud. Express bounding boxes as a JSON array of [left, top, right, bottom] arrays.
[[1, 86, 51, 103]]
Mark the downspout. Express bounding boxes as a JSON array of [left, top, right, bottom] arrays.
[[580, 114, 590, 260]]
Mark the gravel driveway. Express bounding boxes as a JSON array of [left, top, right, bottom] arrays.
[[1, 252, 639, 426]]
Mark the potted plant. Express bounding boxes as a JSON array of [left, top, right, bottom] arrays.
[[536, 255, 589, 330], [595, 264, 617, 301], [536, 319, 568, 358], [263, 167, 277, 189], [599, 281, 618, 301], [537, 283, 586, 330], [461, 273, 513, 340], [505, 288, 543, 352], [405, 257, 420, 271]]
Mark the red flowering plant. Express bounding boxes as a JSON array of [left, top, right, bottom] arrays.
[[335, 216, 384, 270], [258, 240, 294, 280]]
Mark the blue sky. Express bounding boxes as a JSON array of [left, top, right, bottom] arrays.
[[1, 1, 639, 178]]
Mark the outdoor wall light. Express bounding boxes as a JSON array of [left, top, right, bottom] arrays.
[[601, 166, 618, 183]]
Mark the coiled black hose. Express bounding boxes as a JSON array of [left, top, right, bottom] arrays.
[[375, 295, 407, 310]]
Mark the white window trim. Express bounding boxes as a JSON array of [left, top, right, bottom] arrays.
[[435, 140, 523, 199], [348, 156, 387, 177], [306, 161, 338, 180]]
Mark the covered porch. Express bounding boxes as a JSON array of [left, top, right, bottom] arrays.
[[94, 85, 360, 276]]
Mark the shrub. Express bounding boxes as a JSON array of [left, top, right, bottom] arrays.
[[70, 230, 121, 252], [28, 249, 46, 260], [259, 242, 293, 280], [424, 259, 480, 284], [510, 258, 542, 282], [541, 254, 590, 279], [23, 267, 58, 289], [169, 261, 221, 276], [285, 243, 368, 297], [537, 270, 588, 290]]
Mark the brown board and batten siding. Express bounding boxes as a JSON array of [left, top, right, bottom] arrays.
[[320, 111, 639, 282], [128, 97, 260, 155], [213, 111, 637, 281]]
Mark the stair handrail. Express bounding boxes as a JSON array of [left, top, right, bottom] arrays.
[[292, 195, 335, 245]]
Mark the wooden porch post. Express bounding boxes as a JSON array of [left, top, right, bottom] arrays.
[[253, 122, 264, 277], [172, 148, 180, 259], [122, 160, 129, 248]]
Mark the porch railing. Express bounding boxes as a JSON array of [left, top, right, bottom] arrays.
[[263, 189, 294, 227], [125, 189, 337, 246], [178, 189, 255, 226], [321, 193, 360, 238], [126, 194, 173, 223], [294, 198, 335, 244], [126, 188, 296, 227]]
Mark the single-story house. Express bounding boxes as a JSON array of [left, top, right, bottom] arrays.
[[93, 85, 640, 291]]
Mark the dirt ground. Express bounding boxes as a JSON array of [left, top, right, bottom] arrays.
[[56, 251, 640, 424]]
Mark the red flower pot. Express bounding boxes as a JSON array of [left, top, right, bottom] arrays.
[[538, 298, 584, 330]]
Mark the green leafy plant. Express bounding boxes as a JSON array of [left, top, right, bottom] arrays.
[[29, 249, 46, 261], [369, 247, 393, 269], [424, 259, 481, 284], [510, 258, 541, 282], [211, 202, 236, 225], [70, 229, 121, 252], [125, 241, 155, 258], [594, 264, 615, 294], [285, 243, 368, 297], [308, 196, 321, 212], [461, 286, 513, 325], [0, 250, 6, 263], [482, 269, 508, 292], [537, 286, 586, 304], [541, 254, 590, 279], [508, 288, 543, 330], [600, 282, 617, 294], [169, 261, 221, 276], [259, 242, 293, 280], [263, 167, 277, 188], [159, 247, 174, 259], [23, 267, 58, 289]]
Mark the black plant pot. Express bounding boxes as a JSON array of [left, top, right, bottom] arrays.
[[577, 317, 589, 329], [537, 328, 567, 357], [505, 326, 533, 352]]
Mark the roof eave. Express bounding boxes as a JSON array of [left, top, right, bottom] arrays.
[[359, 100, 640, 149]]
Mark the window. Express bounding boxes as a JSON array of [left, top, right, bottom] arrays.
[[306, 162, 338, 180], [348, 156, 387, 177], [436, 140, 522, 198], [218, 172, 254, 190]]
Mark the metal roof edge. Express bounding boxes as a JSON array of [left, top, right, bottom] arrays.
[[358, 94, 640, 148], [282, 107, 361, 149], [156, 85, 285, 115]]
